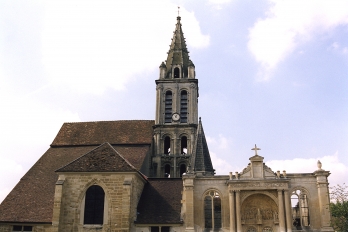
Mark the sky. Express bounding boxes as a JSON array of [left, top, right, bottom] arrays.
[[1, 0, 348, 203]]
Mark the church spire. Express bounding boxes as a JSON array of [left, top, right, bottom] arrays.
[[161, 16, 195, 79]]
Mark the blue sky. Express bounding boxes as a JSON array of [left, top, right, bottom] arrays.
[[1, 0, 348, 202]]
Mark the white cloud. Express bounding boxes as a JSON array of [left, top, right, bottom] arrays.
[[248, 0, 348, 80], [266, 152, 347, 186], [41, 0, 209, 94]]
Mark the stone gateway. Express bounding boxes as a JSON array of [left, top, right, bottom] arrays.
[[0, 16, 333, 232]]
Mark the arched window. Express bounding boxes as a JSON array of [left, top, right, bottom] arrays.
[[181, 136, 187, 155], [84, 185, 105, 225], [204, 190, 221, 230], [180, 90, 188, 123], [291, 189, 310, 229], [164, 136, 171, 155], [164, 164, 171, 178], [174, 67, 180, 78], [165, 91, 172, 123], [180, 164, 186, 177]]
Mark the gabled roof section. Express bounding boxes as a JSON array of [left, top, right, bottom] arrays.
[[56, 143, 138, 173], [191, 118, 215, 176], [164, 16, 193, 77], [51, 120, 154, 146], [136, 178, 183, 224]]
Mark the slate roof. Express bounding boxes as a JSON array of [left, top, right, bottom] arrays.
[[57, 143, 139, 172], [0, 120, 154, 223], [52, 120, 155, 146], [136, 178, 183, 224], [191, 118, 214, 175]]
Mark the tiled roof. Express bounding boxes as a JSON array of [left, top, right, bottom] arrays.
[[191, 119, 214, 175], [136, 178, 183, 224], [0, 144, 150, 223], [51, 120, 154, 146], [57, 143, 138, 172]]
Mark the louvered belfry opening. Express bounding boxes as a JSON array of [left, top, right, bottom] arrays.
[[84, 185, 105, 225], [165, 91, 172, 123], [180, 90, 188, 123], [174, 67, 180, 78]]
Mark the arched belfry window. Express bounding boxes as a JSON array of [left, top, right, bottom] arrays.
[[181, 136, 187, 155], [174, 67, 180, 78], [291, 189, 310, 229], [180, 90, 188, 123], [180, 164, 186, 177], [164, 136, 171, 155], [84, 185, 105, 225], [164, 164, 171, 178], [204, 190, 222, 230], [165, 91, 172, 123]]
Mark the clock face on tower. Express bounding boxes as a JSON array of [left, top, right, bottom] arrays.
[[172, 113, 180, 121]]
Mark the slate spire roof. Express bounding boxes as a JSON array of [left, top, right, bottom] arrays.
[[190, 118, 215, 175], [164, 16, 194, 78]]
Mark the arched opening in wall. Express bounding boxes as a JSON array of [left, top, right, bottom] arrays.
[[165, 91, 172, 123], [181, 136, 187, 155], [84, 185, 105, 225], [204, 190, 221, 230], [164, 136, 171, 155], [164, 164, 171, 178], [180, 164, 186, 177], [174, 67, 180, 78], [291, 189, 310, 229], [180, 90, 188, 123]]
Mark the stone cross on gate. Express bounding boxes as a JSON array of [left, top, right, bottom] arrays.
[[251, 144, 261, 156]]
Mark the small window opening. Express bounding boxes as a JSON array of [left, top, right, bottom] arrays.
[[12, 226, 33, 232], [151, 227, 170, 232], [165, 91, 172, 123], [84, 185, 105, 225], [180, 164, 186, 177], [181, 136, 187, 155], [180, 91, 188, 123], [174, 67, 180, 78], [164, 164, 171, 178], [164, 136, 171, 155]]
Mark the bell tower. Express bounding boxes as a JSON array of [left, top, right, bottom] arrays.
[[152, 16, 214, 178]]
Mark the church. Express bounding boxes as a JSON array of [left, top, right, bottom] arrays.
[[0, 16, 334, 232]]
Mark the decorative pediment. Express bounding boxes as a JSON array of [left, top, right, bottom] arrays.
[[239, 155, 276, 179]]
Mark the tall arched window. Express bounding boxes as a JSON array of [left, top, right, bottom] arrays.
[[180, 90, 188, 123], [164, 136, 171, 155], [165, 91, 172, 123], [174, 67, 180, 78], [204, 190, 221, 230], [180, 164, 186, 177], [291, 189, 310, 229], [164, 164, 171, 178], [181, 136, 187, 155], [84, 185, 105, 225]]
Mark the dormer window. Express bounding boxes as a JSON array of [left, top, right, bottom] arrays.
[[174, 67, 180, 78]]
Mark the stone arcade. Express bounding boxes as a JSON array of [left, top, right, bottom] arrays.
[[0, 16, 333, 232]]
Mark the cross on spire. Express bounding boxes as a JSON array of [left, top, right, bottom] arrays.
[[251, 144, 261, 156], [178, 6, 180, 16]]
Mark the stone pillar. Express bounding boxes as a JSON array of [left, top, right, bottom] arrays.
[[52, 175, 65, 232], [284, 190, 292, 232], [184, 176, 195, 232], [315, 170, 334, 231], [236, 190, 242, 232], [229, 190, 236, 232], [278, 190, 286, 232]]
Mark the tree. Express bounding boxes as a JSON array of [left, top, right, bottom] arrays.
[[330, 183, 348, 232]]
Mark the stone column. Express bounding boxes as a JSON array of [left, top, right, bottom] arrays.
[[184, 176, 195, 232], [278, 190, 286, 232], [283, 190, 292, 232], [229, 190, 236, 232], [315, 170, 334, 231], [236, 190, 242, 232], [52, 175, 65, 232]]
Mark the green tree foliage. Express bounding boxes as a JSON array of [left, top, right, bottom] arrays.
[[330, 183, 348, 232]]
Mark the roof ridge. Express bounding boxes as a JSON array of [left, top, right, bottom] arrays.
[[62, 119, 155, 124]]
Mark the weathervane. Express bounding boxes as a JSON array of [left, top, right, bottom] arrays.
[[251, 144, 261, 156]]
